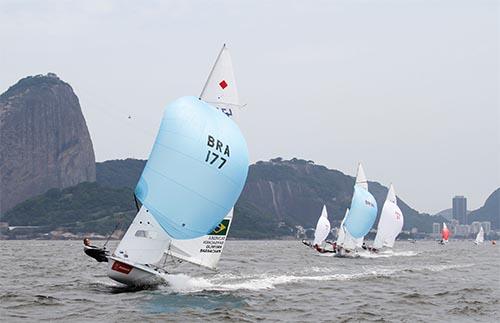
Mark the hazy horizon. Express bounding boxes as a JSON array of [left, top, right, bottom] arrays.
[[1, 0, 498, 214]]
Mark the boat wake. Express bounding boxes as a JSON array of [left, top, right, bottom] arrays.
[[358, 250, 419, 258], [159, 263, 471, 294]]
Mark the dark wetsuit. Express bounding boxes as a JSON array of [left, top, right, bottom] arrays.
[[84, 245, 109, 262]]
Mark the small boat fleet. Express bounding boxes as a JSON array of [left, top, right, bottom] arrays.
[[82, 45, 493, 288], [303, 164, 404, 257]]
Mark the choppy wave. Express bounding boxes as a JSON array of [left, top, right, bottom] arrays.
[[1, 240, 498, 322]]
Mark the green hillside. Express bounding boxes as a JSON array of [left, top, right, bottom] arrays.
[[3, 158, 450, 238]]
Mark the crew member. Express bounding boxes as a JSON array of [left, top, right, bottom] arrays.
[[83, 238, 109, 262]]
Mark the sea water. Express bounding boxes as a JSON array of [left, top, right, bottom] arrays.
[[0, 240, 498, 322]]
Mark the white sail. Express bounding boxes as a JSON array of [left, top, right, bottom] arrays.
[[386, 183, 397, 204], [200, 44, 242, 117], [355, 163, 368, 190], [166, 209, 234, 270], [336, 209, 359, 250], [475, 226, 484, 245], [313, 205, 331, 246], [336, 209, 349, 245], [373, 184, 404, 250], [112, 206, 171, 266]]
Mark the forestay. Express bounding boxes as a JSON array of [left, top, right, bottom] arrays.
[[135, 96, 249, 240], [373, 184, 404, 250], [313, 205, 331, 246], [200, 44, 242, 117]]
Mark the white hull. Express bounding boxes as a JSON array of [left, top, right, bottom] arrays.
[[107, 256, 165, 287]]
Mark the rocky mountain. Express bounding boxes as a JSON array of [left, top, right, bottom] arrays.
[[96, 159, 146, 189], [468, 188, 500, 228], [3, 157, 444, 238], [232, 158, 439, 237], [0, 73, 96, 214], [433, 208, 453, 221]]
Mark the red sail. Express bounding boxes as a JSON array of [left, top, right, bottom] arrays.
[[442, 227, 450, 240]]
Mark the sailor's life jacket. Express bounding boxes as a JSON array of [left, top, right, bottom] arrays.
[[84, 245, 109, 262]]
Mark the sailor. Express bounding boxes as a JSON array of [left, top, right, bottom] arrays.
[[83, 238, 109, 263], [361, 242, 368, 250]]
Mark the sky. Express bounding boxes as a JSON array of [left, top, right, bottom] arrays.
[[1, 0, 498, 214]]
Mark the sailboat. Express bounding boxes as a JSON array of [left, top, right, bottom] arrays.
[[440, 222, 450, 245], [371, 184, 404, 252], [313, 206, 331, 247], [335, 163, 378, 257], [474, 226, 484, 245], [85, 45, 249, 287], [302, 205, 334, 253]]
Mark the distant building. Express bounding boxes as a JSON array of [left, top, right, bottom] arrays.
[[455, 224, 471, 237], [452, 196, 467, 224], [433, 223, 441, 235]]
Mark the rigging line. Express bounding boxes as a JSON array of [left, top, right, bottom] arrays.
[[103, 221, 121, 249], [80, 93, 158, 139], [133, 194, 140, 212]]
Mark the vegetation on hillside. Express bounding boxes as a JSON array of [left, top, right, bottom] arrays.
[[3, 158, 467, 239], [2, 182, 136, 234]]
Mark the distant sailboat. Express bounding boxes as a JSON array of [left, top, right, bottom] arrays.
[[200, 44, 244, 118], [336, 163, 378, 257], [302, 205, 334, 253], [371, 184, 404, 251], [474, 226, 484, 245], [440, 222, 450, 244], [313, 205, 331, 247], [84, 46, 249, 287]]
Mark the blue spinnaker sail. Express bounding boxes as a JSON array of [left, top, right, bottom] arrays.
[[135, 96, 249, 239], [344, 186, 378, 239]]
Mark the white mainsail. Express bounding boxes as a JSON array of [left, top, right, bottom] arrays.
[[336, 209, 348, 246], [475, 226, 484, 245], [200, 44, 242, 117], [373, 184, 404, 250], [336, 209, 360, 251], [313, 205, 331, 246], [355, 163, 368, 190], [112, 206, 171, 265]]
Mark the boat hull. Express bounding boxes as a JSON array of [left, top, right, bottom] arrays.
[[334, 248, 360, 258], [107, 257, 165, 287]]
